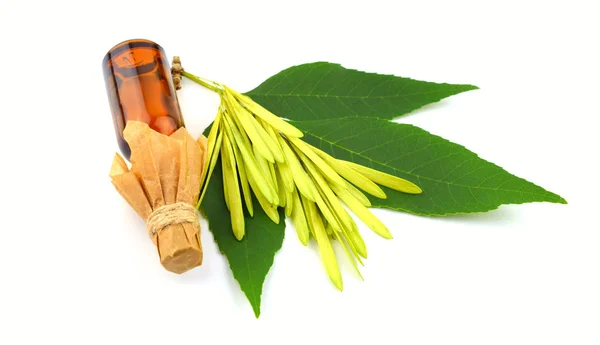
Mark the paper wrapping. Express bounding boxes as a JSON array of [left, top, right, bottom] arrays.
[[110, 121, 208, 274]]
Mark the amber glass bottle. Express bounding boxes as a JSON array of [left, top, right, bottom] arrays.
[[103, 39, 184, 159]]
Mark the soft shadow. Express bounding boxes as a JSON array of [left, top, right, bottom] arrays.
[[394, 101, 450, 121], [170, 218, 215, 285], [428, 207, 521, 227], [170, 260, 210, 284]]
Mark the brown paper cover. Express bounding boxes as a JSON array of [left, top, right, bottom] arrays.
[[110, 121, 206, 274]]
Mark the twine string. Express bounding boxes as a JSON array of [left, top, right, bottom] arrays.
[[146, 202, 198, 237], [171, 56, 184, 90]]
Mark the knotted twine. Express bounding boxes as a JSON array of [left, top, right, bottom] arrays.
[[146, 202, 199, 238], [171, 56, 184, 90]]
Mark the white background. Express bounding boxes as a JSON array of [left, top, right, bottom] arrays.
[[1, 1, 598, 344]]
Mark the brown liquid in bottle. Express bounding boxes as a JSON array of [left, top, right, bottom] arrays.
[[103, 39, 184, 159]]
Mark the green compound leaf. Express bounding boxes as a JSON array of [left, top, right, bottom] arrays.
[[201, 62, 563, 317], [291, 117, 566, 215], [246, 62, 477, 121], [203, 155, 285, 318]]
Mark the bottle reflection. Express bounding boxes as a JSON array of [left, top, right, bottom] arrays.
[[103, 39, 184, 159]]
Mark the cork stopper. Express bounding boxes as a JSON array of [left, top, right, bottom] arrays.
[[154, 223, 202, 274], [146, 203, 203, 274]]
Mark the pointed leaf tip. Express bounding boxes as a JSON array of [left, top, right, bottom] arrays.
[[246, 61, 480, 121], [202, 124, 284, 319], [293, 117, 567, 216]]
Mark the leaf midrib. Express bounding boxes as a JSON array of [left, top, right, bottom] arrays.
[[298, 125, 555, 199], [249, 90, 465, 99], [243, 236, 259, 315]]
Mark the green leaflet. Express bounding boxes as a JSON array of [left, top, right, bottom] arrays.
[[201, 62, 564, 317], [291, 117, 566, 215], [246, 62, 477, 121], [203, 152, 285, 318]]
